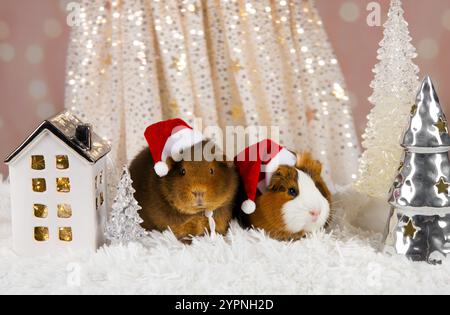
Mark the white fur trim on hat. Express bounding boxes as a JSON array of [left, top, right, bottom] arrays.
[[242, 199, 256, 214], [161, 128, 204, 162], [263, 148, 297, 187], [154, 161, 169, 177]]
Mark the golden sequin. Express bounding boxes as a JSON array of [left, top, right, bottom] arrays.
[[170, 55, 187, 72], [187, 3, 199, 15], [230, 59, 243, 73], [332, 83, 349, 101]]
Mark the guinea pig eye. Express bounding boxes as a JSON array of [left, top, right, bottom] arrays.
[[288, 188, 298, 197], [209, 168, 214, 175], [180, 168, 186, 176]]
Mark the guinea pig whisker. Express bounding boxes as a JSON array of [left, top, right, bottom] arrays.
[[330, 200, 344, 206], [326, 212, 346, 226]]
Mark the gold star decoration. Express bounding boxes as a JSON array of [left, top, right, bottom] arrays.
[[170, 55, 187, 72], [239, 8, 248, 20], [103, 54, 112, 66], [403, 219, 418, 239], [435, 177, 450, 195], [305, 106, 318, 124], [410, 104, 417, 116], [230, 60, 243, 73], [169, 99, 179, 114], [229, 105, 244, 121], [434, 117, 448, 134], [99, 54, 112, 75]]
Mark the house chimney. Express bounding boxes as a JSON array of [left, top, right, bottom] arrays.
[[75, 124, 92, 150]]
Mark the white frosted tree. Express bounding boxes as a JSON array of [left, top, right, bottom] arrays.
[[105, 166, 147, 244], [354, 0, 419, 198]]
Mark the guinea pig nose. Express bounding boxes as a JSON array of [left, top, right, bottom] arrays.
[[192, 191, 206, 204], [192, 191, 205, 197], [309, 210, 321, 218]]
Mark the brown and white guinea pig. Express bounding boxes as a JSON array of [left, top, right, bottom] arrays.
[[244, 153, 332, 241], [129, 141, 239, 241]]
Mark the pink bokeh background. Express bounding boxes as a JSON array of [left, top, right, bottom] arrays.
[[1, 0, 450, 176]]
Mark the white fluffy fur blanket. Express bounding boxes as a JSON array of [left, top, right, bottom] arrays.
[[0, 179, 449, 295]]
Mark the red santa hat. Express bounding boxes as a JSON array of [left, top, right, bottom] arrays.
[[234, 139, 297, 214], [144, 118, 204, 177]]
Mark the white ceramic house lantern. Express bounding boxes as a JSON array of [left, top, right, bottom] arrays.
[[4, 110, 111, 256]]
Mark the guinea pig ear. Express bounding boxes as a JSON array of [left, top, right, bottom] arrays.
[[296, 152, 323, 177], [267, 167, 288, 192], [218, 154, 235, 168]]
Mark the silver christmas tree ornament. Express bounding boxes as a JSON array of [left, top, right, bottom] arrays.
[[388, 152, 450, 212], [383, 76, 450, 264], [401, 76, 450, 152]]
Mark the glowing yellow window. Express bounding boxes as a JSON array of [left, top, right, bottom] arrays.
[[57, 204, 72, 218], [59, 227, 73, 242], [56, 155, 69, 170], [34, 227, 49, 242], [56, 177, 71, 193], [33, 204, 48, 218], [32, 178, 47, 192], [31, 155, 45, 170]]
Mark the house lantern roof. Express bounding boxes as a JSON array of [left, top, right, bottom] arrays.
[[4, 110, 111, 164]]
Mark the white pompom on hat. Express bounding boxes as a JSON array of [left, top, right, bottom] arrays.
[[144, 118, 204, 177], [234, 139, 297, 214]]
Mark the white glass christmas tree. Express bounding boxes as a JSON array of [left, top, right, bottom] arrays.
[[355, 0, 419, 198], [105, 166, 147, 244]]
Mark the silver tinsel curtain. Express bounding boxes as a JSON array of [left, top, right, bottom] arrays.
[[65, 0, 360, 188]]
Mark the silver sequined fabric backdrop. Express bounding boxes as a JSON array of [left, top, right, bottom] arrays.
[[1, 0, 449, 178]]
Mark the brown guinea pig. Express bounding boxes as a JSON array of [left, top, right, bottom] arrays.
[[129, 141, 239, 241], [247, 152, 332, 241]]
